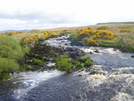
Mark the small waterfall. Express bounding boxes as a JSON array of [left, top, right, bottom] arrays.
[[12, 70, 65, 100]]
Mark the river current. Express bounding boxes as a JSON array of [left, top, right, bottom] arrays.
[[0, 35, 134, 101]]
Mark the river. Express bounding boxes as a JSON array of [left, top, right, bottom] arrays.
[[0, 35, 134, 101]]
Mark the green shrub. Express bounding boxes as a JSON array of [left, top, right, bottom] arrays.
[[76, 63, 83, 69], [0, 58, 20, 73], [55, 55, 73, 71], [0, 36, 24, 60], [69, 32, 78, 42], [21, 65, 31, 71], [83, 56, 92, 66], [83, 56, 91, 62], [76, 56, 83, 61], [84, 59, 92, 66], [33, 58, 44, 65], [73, 61, 79, 65], [0, 73, 11, 80]]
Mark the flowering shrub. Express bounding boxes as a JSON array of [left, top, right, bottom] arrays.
[[51, 32, 57, 36], [95, 30, 116, 39], [88, 39, 96, 44], [34, 34, 40, 38], [119, 29, 133, 33], [23, 34, 41, 42], [21, 31, 58, 44], [43, 31, 57, 38], [0, 34, 3, 37], [78, 28, 96, 40], [77, 28, 116, 41], [78, 29, 95, 36]]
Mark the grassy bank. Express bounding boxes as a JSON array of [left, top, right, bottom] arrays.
[[69, 24, 134, 52], [0, 30, 59, 80]]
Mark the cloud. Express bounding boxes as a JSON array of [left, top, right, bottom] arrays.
[[0, 0, 134, 30]]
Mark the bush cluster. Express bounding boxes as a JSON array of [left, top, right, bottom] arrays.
[[88, 39, 96, 44], [21, 31, 58, 43], [69, 32, 78, 42], [70, 28, 117, 45], [83, 56, 92, 66], [0, 36, 24, 80], [119, 29, 133, 33], [95, 30, 117, 39], [43, 31, 57, 38], [55, 55, 72, 71], [33, 58, 44, 65], [0, 36, 24, 60]]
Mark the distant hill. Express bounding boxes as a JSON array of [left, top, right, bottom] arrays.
[[97, 22, 134, 25], [0, 30, 30, 33]]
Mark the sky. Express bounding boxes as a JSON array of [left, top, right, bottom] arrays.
[[0, 0, 134, 31]]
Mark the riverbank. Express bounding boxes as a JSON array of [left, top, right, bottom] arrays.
[[69, 27, 134, 53]]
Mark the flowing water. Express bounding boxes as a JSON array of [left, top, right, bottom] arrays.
[[0, 35, 134, 101]]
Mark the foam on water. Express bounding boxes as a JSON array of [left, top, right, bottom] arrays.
[[12, 70, 65, 100], [110, 92, 134, 101], [73, 65, 134, 101]]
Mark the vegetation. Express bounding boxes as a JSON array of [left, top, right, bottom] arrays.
[[69, 24, 134, 52], [76, 63, 83, 69], [0, 58, 20, 73], [0, 73, 11, 80], [55, 55, 73, 72], [69, 32, 78, 42], [70, 28, 117, 46], [96, 26, 109, 30], [33, 58, 44, 65], [83, 56, 92, 66], [0, 36, 24, 60], [0, 36, 23, 80], [119, 29, 133, 33], [21, 65, 31, 71]]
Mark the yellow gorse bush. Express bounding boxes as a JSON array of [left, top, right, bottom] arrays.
[[23, 34, 40, 42], [78, 28, 116, 40], [43, 31, 58, 38], [95, 30, 117, 39], [22, 31, 58, 43], [43, 31, 51, 38], [0, 34, 3, 37], [88, 39, 96, 44], [43, 32, 49, 38], [51, 32, 57, 36], [34, 34, 40, 38], [119, 29, 133, 33], [78, 29, 95, 36]]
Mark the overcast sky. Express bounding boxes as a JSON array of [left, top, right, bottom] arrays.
[[0, 0, 134, 31]]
